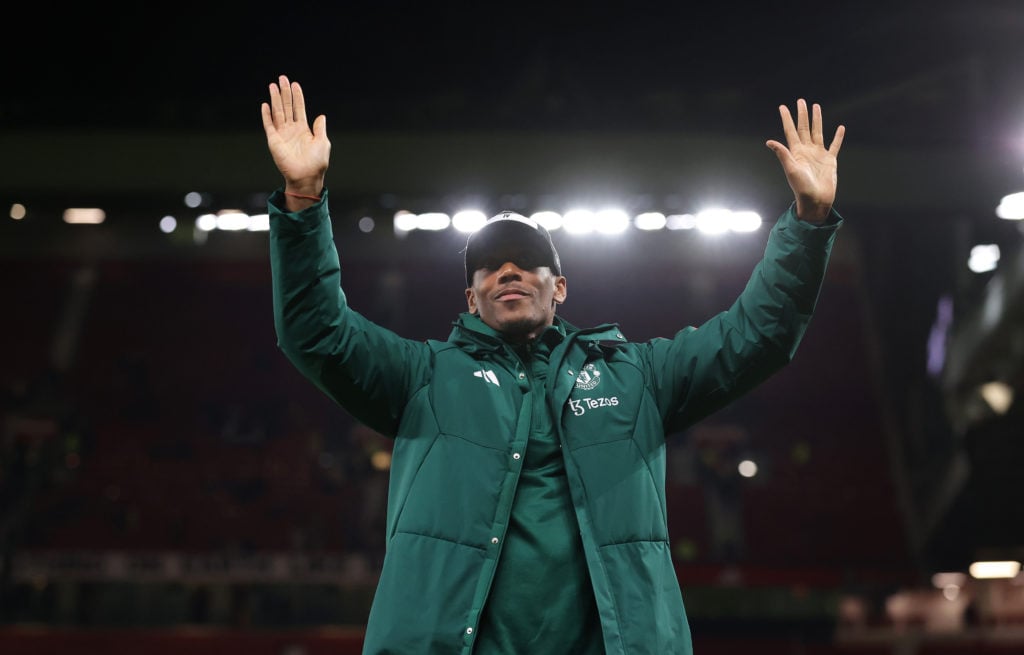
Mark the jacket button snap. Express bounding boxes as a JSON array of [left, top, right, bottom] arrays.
[[519, 372, 525, 379], [466, 627, 473, 635], [491, 537, 499, 544], [512, 453, 521, 460]]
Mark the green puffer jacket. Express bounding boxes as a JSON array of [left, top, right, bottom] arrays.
[[269, 190, 841, 654]]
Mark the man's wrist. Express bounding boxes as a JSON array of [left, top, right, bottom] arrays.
[[285, 191, 322, 201], [277, 186, 325, 213], [284, 182, 324, 197], [794, 198, 831, 224], [283, 178, 326, 211]]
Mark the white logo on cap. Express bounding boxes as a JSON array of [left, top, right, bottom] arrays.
[[491, 211, 540, 230]]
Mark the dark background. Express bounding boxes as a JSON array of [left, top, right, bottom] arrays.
[[2, 1, 1024, 652], [5, 1, 1022, 145]]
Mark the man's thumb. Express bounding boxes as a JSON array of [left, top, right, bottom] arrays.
[[313, 114, 328, 138], [765, 140, 791, 166]]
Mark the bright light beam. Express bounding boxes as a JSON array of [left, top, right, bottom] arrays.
[[563, 209, 595, 234], [452, 210, 487, 233], [968, 244, 1000, 273], [728, 210, 762, 233], [696, 208, 731, 235], [531, 211, 563, 231], [996, 192, 1024, 220], [594, 208, 630, 234], [635, 212, 666, 230], [969, 561, 1021, 579]]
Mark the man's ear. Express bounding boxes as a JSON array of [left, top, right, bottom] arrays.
[[553, 275, 567, 305], [466, 286, 478, 314]]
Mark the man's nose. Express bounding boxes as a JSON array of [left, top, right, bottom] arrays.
[[497, 263, 524, 282]]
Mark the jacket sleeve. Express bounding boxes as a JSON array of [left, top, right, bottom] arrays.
[[268, 189, 430, 437], [646, 203, 842, 433]]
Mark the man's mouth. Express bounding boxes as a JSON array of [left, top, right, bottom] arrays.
[[496, 289, 529, 301]]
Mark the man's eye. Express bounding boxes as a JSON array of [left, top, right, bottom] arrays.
[[480, 258, 540, 272]]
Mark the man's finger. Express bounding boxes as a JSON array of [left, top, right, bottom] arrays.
[[279, 74, 293, 122], [260, 103, 276, 135], [268, 81, 284, 124], [778, 105, 798, 148], [811, 103, 824, 145], [796, 99, 810, 141], [313, 114, 328, 140], [828, 125, 846, 157], [765, 139, 794, 170], [292, 80, 308, 128]]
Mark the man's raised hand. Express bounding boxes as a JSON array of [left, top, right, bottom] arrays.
[[765, 99, 845, 224], [261, 75, 331, 202]]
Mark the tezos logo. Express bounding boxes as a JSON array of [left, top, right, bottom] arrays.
[[574, 363, 602, 390]]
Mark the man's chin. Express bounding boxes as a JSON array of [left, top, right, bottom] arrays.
[[495, 314, 546, 340]]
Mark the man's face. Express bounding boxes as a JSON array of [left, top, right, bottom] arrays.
[[465, 261, 567, 342]]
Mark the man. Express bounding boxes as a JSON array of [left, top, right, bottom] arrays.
[[261, 74, 844, 654]]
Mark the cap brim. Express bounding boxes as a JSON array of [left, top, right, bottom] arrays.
[[465, 220, 559, 283]]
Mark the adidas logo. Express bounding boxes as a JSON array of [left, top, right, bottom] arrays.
[[473, 369, 500, 387]]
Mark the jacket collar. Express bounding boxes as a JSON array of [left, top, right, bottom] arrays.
[[448, 312, 625, 350]]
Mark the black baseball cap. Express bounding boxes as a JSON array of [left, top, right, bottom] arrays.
[[464, 211, 562, 286]]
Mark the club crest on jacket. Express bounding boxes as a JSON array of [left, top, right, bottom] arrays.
[[574, 363, 602, 390]]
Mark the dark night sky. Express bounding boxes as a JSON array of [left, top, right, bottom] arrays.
[[6, 1, 1024, 151]]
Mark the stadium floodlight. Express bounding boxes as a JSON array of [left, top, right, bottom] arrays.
[[995, 191, 1024, 220], [969, 561, 1021, 579], [531, 211, 563, 231], [666, 214, 696, 230], [728, 210, 762, 233], [416, 213, 451, 231], [393, 210, 419, 233], [452, 210, 487, 233], [357, 216, 375, 233], [563, 209, 596, 234], [215, 210, 250, 231], [594, 208, 630, 234], [195, 213, 218, 232], [159, 216, 178, 234], [63, 208, 106, 225], [635, 212, 667, 231], [968, 244, 1000, 273], [695, 208, 731, 235], [979, 381, 1014, 415], [184, 191, 203, 208], [248, 214, 270, 231]]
